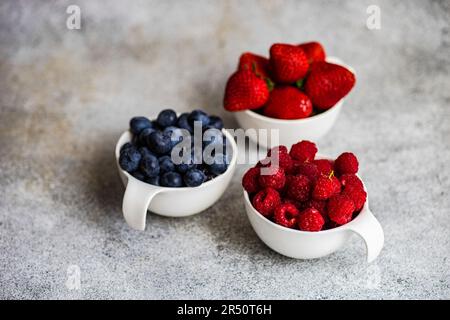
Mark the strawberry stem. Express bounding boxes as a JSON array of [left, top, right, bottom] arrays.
[[295, 78, 304, 89]]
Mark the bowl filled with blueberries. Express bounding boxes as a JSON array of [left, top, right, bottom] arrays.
[[115, 109, 237, 230]]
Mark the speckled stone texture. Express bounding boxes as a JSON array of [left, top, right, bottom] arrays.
[[0, 0, 449, 300]]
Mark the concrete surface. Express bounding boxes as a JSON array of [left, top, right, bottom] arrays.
[[0, 0, 449, 299]]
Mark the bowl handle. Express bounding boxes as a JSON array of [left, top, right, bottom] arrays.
[[122, 178, 163, 231], [347, 209, 384, 263]]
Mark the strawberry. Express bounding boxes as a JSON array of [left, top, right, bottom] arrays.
[[304, 61, 355, 110], [269, 43, 309, 84], [238, 52, 270, 79], [298, 42, 326, 64], [224, 69, 269, 111], [263, 86, 312, 120]]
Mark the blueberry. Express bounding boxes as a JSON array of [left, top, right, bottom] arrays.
[[147, 131, 172, 155], [188, 110, 210, 128], [177, 113, 193, 133], [159, 155, 175, 174], [130, 117, 152, 135], [163, 126, 185, 147], [145, 176, 160, 186], [202, 128, 223, 147], [138, 127, 156, 146], [120, 142, 133, 154], [132, 171, 146, 181], [138, 146, 156, 158], [160, 172, 183, 188], [119, 146, 141, 172], [175, 151, 197, 173], [208, 116, 224, 130], [157, 109, 177, 128], [184, 169, 206, 187], [208, 153, 229, 175], [139, 154, 160, 177]]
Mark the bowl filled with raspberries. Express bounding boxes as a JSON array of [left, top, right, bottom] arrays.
[[115, 109, 237, 230], [224, 42, 356, 148], [242, 140, 384, 262]]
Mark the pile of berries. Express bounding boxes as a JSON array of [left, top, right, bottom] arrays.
[[242, 140, 366, 231], [224, 42, 356, 119], [119, 109, 231, 188]]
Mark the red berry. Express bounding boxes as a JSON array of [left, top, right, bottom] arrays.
[[265, 145, 294, 173], [312, 174, 341, 200], [313, 159, 334, 176], [252, 188, 281, 217], [263, 86, 312, 120], [294, 162, 319, 182], [335, 152, 359, 175], [298, 208, 325, 232], [269, 43, 309, 83], [238, 52, 270, 79], [224, 70, 269, 111], [242, 166, 261, 193], [285, 174, 311, 202], [298, 42, 326, 64], [289, 140, 317, 162], [343, 185, 367, 211], [274, 203, 300, 228], [304, 61, 356, 110], [258, 166, 286, 190], [303, 199, 328, 221], [340, 174, 363, 190], [327, 194, 355, 225]]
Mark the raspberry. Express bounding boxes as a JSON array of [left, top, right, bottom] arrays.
[[285, 174, 311, 202], [242, 166, 261, 193], [312, 174, 341, 200], [343, 186, 367, 211], [274, 203, 300, 228], [339, 174, 363, 190], [252, 188, 281, 217], [327, 194, 355, 225], [289, 140, 317, 162], [298, 208, 325, 231], [294, 162, 319, 181], [265, 146, 294, 173], [335, 152, 359, 175], [258, 166, 286, 190], [303, 199, 328, 222], [313, 159, 334, 176]]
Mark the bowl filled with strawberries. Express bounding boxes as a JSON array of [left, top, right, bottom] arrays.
[[242, 140, 384, 262], [224, 42, 356, 148]]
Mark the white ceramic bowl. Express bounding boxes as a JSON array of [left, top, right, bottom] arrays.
[[115, 128, 237, 230], [243, 156, 384, 262], [234, 57, 353, 149]]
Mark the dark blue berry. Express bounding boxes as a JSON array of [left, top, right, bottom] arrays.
[[163, 126, 185, 147], [145, 176, 160, 186], [208, 116, 224, 130], [176, 113, 193, 133], [157, 109, 177, 128], [138, 127, 156, 146], [188, 110, 210, 128], [147, 131, 172, 155], [138, 146, 156, 158], [202, 128, 224, 147], [119, 147, 142, 172], [132, 171, 146, 181], [183, 169, 206, 187], [160, 172, 183, 188], [130, 117, 152, 135], [175, 151, 197, 173], [159, 155, 175, 174], [139, 154, 160, 177], [208, 153, 229, 175], [120, 142, 133, 154]]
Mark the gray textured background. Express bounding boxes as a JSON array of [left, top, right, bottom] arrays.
[[0, 0, 449, 299]]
